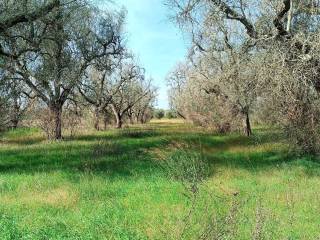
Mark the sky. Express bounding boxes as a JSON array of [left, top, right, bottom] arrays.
[[99, 0, 189, 109]]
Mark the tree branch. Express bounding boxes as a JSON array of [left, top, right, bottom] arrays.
[[273, 0, 291, 36], [0, 0, 60, 33], [211, 0, 258, 39]]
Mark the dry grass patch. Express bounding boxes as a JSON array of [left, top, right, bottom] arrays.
[[0, 186, 78, 208]]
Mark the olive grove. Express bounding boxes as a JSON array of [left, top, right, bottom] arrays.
[[0, 0, 156, 139], [167, 0, 320, 153]]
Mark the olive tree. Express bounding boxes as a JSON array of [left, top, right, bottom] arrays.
[[110, 62, 153, 128], [1, 0, 124, 139], [168, 62, 240, 132], [167, 0, 320, 151], [1, 75, 31, 128], [78, 11, 126, 130], [0, 0, 60, 39], [129, 88, 156, 124]]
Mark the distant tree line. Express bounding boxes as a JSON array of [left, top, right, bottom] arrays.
[[153, 109, 178, 119], [0, 0, 156, 139]]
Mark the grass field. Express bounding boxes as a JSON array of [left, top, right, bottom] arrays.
[[0, 119, 320, 239]]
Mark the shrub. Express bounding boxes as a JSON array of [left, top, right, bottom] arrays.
[[154, 109, 165, 119], [162, 150, 210, 193], [165, 110, 177, 119]]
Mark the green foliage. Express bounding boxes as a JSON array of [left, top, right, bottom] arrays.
[[162, 150, 210, 192], [165, 110, 177, 119], [153, 109, 165, 119]]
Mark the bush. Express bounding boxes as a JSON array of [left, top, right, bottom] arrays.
[[154, 109, 165, 119], [162, 150, 210, 193], [165, 110, 177, 119]]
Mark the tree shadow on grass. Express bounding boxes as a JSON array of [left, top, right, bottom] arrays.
[[0, 125, 179, 179], [166, 129, 320, 177], [71, 130, 164, 142], [203, 150, 320, 178], [1, 124, 320, 179], [0, 136, 171, 179]]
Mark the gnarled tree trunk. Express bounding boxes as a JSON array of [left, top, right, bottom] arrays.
[[10, 97, 21, 129], [115, 113, 122, 129], [111, 104, 123, 129], [50, 104, 63, 140], [243, 111, 252, 137]]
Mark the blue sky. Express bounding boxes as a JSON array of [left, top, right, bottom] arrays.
[[99, 0, 189, 109]]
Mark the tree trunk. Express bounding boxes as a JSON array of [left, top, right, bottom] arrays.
[[286, 0, 293, 32], [115, 113, 122, 128], [243, 112, 252, 137], [94, 107, 100, 131], [129, 115, 134, 125], [116, 113, 123, 129], [11, 118, 19, 129], [50, 105, 63, 140], [111, 104, 123, 129], [177, 111, 186, 119], [11, 98, 20, 129]]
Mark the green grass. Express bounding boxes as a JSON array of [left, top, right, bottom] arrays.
[[0, 120, 320, 239]]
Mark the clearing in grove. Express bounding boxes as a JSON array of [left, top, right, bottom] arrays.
[[0, 119, 319, 239]]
